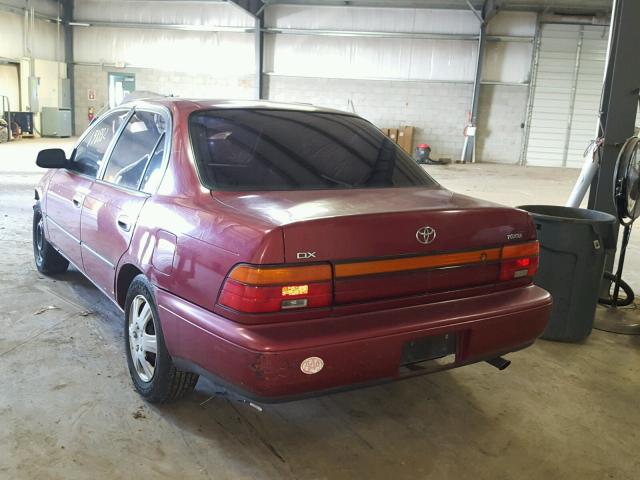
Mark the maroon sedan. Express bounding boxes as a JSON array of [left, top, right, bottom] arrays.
[[33, 99, 552, 403]]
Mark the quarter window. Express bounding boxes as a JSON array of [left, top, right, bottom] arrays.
[[102, 111, 167, 190], [70, 110, 128, 178]]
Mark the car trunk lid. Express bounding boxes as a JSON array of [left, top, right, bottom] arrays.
[[213, 187, 536, 305]]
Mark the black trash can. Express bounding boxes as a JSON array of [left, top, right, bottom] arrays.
[[518, 205, 617, 342]]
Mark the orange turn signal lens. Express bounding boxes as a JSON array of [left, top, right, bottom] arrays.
[[229, 264, 332, 285], [499, 241, 539, 281], [220, 264, 333, 314], [501, 241, 539, 259]]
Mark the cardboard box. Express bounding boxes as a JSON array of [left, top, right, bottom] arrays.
[[388, 128, 399, 143], [398, 126, 415, 154]]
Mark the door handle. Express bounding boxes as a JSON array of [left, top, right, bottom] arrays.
[[72, 195, 83, 208], [117, 215, 132, 232]]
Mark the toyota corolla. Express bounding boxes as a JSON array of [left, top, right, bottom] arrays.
[[33, 99, 552, 403]]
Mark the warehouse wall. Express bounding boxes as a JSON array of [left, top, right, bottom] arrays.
[[266, 76, 471, 161], [67, 2, 537, 162], [0, 64, 20, 111], [477, 12, 536, 164], [0, 2, 67, 132], [264, 5, 477, 160], [71, 0, 255, 132], [74, 65, 254, 132], [477, 85, 529, 164], [263, 6, 536, 162]]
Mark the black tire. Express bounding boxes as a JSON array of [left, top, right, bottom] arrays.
[[598, 272, 635, 307], [124, 274, 199, 403], [33, 204, 69, 275]]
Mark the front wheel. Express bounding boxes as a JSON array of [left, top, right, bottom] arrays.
[[124, 275, 199, 402], [33, 204, 69, 275]]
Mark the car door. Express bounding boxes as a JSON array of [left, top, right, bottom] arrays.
[[45, 109, 129, 269], [80, 108, 169, 299]]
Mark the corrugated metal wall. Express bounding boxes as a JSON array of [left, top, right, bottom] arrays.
[[0, 10, 65, 62], [73, 0, 254, 76], [69, 3, 537, 85], [74, 0, 253, 26]]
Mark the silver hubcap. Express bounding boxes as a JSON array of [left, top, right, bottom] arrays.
[[128, 295, 158, 383], [35, 217, 44, 260]]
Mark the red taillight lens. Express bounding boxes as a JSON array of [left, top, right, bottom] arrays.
[[499, 241, 539, 281], [218, 264, 332, 313]]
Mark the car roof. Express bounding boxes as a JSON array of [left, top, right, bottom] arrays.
[[120, 98, 357, 117]]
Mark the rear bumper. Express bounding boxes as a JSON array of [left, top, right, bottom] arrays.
[[156, 285, 552, 402]]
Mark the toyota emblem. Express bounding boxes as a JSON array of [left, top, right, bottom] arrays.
[[416, 226, 437, 245]]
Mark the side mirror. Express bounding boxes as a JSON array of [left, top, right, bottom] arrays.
[[36, 149, 69, 169]]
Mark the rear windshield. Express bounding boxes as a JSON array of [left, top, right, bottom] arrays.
[[189, 109, 437, 191]]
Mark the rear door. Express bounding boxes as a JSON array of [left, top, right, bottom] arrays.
[[45, 109, 129, 268], [80, 108, 169, 298]]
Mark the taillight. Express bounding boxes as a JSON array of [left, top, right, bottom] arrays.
[[218, 264, 332, 313], [499, 241, 539, 281]]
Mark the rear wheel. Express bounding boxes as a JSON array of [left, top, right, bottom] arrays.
[[124, 275, 199, 402], [33, 204, 69, 275]]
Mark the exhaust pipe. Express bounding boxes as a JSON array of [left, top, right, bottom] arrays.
[[486, 356, 511, 370]]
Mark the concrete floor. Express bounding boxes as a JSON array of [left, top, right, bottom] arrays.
[[1, 137, 639, 480]]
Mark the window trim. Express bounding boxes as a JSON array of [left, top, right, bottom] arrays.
[[96, 104, 173, 195]]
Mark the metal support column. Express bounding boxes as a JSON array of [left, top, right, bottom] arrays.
[[588, 0, 640, 215], [229, 0, 265, 100], [461, 0, 500, 163], [255, 12, 264, 100], [587, 0, 640, 281], [62, 0, 75, 135], [462, 22, 486, 163]]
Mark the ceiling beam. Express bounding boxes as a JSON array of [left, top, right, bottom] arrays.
[[259, 0, 611, 14], [227, 0, 265, 17]]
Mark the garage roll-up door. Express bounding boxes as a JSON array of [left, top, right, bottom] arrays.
[[525, 24, 609, 168]]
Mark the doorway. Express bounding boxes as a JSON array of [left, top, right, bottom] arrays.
[[108, 73, 135, 108]]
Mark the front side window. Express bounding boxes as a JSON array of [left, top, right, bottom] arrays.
[[189, 109, 437, 191], [70, 110, 129, 178], [103, 110, 166, 190]]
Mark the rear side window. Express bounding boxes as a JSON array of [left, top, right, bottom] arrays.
[[71, 110, 128, 178], [103, 111, 166, 190], [189, 109, 437, 191]]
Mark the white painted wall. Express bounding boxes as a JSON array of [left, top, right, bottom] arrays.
[[73, 0, 255, 76], [0, 3, 67, 135], [265, 5, 480, 82], [64, 4, 540, 161], [0, 10, 65, 62], [74, 27, 254, 76], [2, 0, 60, 17], [265, 5, 479, 34], [75, 0, 254, 27], [35, 59, 67, 109], [0, 64, 20, 111]]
